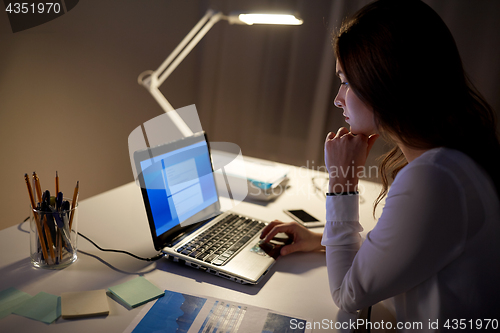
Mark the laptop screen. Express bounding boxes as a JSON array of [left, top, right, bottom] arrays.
[[134, 133, 220, 249]]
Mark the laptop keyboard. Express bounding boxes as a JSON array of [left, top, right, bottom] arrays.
[[176, 214, 265, 266]]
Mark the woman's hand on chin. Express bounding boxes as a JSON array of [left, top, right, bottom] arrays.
[[324, 128, 379, 193]]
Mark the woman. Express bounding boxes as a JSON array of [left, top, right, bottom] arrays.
[[260, 0, 500, 326]]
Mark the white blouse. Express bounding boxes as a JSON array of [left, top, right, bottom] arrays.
[[321, 147, 500, 329]]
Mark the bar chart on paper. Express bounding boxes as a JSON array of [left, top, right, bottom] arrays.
[[125, 289, 312, 333], [198, 300, 247, 332]]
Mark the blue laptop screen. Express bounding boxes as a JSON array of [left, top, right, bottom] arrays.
[[139, 141, 218, 236]]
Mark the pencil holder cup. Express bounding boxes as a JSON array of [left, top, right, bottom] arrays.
[[29, 199, 78, 269]]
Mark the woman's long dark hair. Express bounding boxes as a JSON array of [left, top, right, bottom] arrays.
[[334, 0, 500, 213]]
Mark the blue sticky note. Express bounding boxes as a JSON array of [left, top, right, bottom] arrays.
[[108, 276, 164, 308], [12, 292, 61, 324], [0, 287, 32, 319]]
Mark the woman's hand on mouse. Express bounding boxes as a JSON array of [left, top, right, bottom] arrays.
[[260, 220, 324, 256]]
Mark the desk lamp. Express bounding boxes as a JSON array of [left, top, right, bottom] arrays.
[[138, 9, 303, 137]]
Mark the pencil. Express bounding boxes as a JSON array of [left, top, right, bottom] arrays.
[[32, 172, 56, 262], [25, 174, 49, 262], [32, 172, 43, 204], [42, 215, 56, 262], [58, 230, 62, 261], [55, 171, 59, 195], [55, 171, 62, 261], [69, 181, 79, 230]]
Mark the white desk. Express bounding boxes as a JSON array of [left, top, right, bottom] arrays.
[[0, 160, 383, 332]]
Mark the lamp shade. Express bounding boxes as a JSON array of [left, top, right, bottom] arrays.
[[228, 13, 303, 25]]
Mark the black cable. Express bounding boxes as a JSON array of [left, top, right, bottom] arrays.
[[78, 249, 158, 275], [23, 215, 164, 261], [19, 216, 30, 233], [77, 232, 165, 261]]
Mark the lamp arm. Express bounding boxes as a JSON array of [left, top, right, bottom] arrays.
[[139, 9, 224, 137], [155, 9, 218, 83], [157, 10, 223, 86]]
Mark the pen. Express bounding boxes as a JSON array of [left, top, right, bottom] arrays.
[[59, 199, 71, 262], [59, 199, 73, 252], [51, 205, 64, 228], [25, 174, 49, 262], [61, 200, 70, 217], [39, 188, 56, 263], [42, 189, 50, 205], [56, 191, 63, 211], [69, 181, 79, 230], [55, 171, 59, 195]]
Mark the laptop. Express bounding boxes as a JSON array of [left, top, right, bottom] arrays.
[[134, 132, 276, 284]]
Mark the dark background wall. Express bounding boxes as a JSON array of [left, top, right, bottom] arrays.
[[1, 0, 499, 230]]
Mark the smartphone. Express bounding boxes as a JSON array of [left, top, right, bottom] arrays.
[[283, 209, 324, 228]]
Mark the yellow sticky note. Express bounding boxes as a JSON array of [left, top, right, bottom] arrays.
[[61, 289, 109, 319]]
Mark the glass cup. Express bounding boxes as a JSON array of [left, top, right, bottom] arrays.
[[29, 199, 78, 269]]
